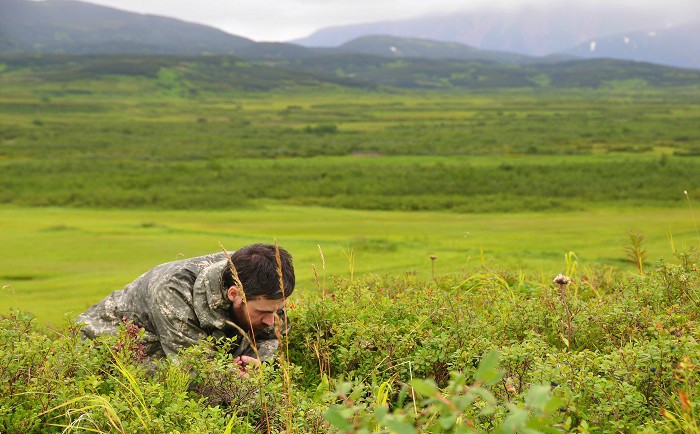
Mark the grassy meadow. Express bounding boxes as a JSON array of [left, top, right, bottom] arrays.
[[1, 205, 698, 325], [2, 56, 700, 432], [2, 84, 700, 213], [2, 66, 700, 324]]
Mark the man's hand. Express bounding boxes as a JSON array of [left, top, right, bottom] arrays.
[[233, 355, 261, 376]]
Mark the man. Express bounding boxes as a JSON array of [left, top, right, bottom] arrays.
[[78, 243, 295, 369]]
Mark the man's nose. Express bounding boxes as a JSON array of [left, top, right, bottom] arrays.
[[262, 314, 274, 326]]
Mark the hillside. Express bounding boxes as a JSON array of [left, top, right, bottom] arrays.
[[233, 42, 336, 61], [3, 54, 700, 92], [338, 35, 534, 64], [285, 55, 700, 89], [4, 0, 699, 73], [0, 0, 254, 55], [0, 54, 369, 92], [565, 22, 700, 70]]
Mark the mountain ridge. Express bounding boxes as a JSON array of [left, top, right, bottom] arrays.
[[565, 22, 700, 70], [2, 0, 699, 71], [292, 4, 698, 62], [2, 52, 699, 97], [337, 35, 577, 65], [0, 0, 254, 55]]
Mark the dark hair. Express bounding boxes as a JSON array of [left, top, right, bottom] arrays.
[[222, 244, 295, 300]]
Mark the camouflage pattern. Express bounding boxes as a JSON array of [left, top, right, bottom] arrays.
[[77, 252, 287, 362]]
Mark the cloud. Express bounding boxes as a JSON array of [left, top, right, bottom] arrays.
[[77, 0, 700, 41]]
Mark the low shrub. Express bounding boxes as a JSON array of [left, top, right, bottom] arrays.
[[1, 252, 699, 432]]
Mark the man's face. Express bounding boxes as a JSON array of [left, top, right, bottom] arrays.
[[227, 287, 286, 332]]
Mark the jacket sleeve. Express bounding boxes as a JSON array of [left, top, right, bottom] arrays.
[[148, 272, 208, 358], [253, 339, 281, 362]]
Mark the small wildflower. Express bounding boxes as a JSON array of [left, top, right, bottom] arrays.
[[553, 274, 571, 286]]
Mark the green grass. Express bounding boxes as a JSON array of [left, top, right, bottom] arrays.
[[2, 61, 700, 325], [3, 152, 698, 211], [1, 204, 698, 325], [2, 55, 700, 432], [2, 84, 700, 212]]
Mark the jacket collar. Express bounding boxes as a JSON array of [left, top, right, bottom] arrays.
[[192, 257, 233, 332], [191, 253, 284, 339]]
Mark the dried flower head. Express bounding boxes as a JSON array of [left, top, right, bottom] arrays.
[[553, 274, 572, 286], [429, 255, 438, 260]]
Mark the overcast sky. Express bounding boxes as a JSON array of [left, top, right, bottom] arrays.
[[80, 0, 700, 42]]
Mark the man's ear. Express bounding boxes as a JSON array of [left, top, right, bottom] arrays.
[[226, 286, 242, 303]]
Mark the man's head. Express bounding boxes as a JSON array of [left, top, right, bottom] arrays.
[[223, 243, 295, 331]]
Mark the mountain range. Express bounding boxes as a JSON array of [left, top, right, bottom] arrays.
[[293, 5, 700, 70], [294, 5, 682, 54], [1, 0, 699, 72], [564, 22, 700, 69]]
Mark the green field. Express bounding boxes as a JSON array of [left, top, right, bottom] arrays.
[[1, 62, 699, 314], [2, 55, 700, 433], [3, 89, 700, 212], [2, 60, 700, 324], [1, 205, 698, 325]]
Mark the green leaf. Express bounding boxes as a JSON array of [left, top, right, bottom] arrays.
[[383, 417, 417, 434], [500, 407, 528, 433], [474, 349, 502, 385], [544, 396, 565, 414], [337, 381, 353, 396], [409, 379, 438, 398], [439, 414, 458, 429], [349, 383, 365, 401], [471, 386, 497, 407], [453, 394, 476, 411], [454, 424, 477, 434], [525, 385, 551, 411], [312, 374, 329, 403], [396, 383, 409, 408], [324, 406, 353, 431], [561, 335, 570, 348], [375, 404, 388, 421]]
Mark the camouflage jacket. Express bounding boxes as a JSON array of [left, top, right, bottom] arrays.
[[77, 252, 286, 361]]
